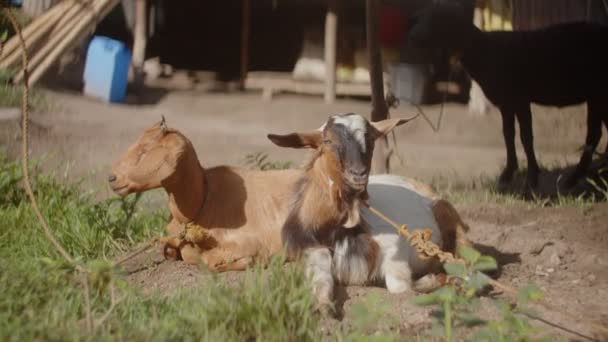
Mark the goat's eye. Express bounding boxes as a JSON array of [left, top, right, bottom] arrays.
[[323, 139, 332, 145], [137, 151, 147, 162]]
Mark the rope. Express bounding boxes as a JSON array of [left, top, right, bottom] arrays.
[[365, 205, 457, 263], [384, 66, 453, 169], [2, 6, 84, 271], [364, 202, 607, 340]]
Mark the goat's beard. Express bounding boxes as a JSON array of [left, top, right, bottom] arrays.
[[342, 198, 361, 228], [339, 188, 369, 229]]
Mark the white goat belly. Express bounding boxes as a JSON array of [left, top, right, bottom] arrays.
[[364, 174, 442, 275]]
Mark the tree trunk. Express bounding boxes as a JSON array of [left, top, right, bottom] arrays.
[[366, 0, 389, 174], [22, 0, 57, 18]]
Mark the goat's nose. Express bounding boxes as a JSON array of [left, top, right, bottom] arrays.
[[108, 174, 117, 183], [349, 167, 367, 177]]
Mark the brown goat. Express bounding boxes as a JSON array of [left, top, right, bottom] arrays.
[[109, 119, 300, 271], [269, 113, 469, 315]]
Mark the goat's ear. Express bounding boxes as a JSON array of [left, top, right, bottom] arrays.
[[370, 117, 413, 138], [267, 132, 322, 149]]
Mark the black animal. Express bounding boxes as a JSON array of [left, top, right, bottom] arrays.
[[408, 1, 608, 188]]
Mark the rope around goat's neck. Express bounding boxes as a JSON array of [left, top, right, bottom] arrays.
[[180, 167, 209, 226]]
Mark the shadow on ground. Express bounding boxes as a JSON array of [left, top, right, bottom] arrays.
[[473, 242, 522, 279], [495, 156, 608, 203]]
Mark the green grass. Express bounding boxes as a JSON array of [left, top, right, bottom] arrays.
[[427, 165, 606, 210], [0, 152, 395, 341], [0, 68, 48, 109]]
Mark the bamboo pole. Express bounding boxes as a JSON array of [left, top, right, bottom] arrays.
[[23, 0, 60, 18], [324, 0, 338, 104], [26, 0, 118, 86], [0, 0, 68, 58], [0, 1, 68, 68], [13, 2, 87, 83], [50, 0, 88, 36], [49, 0, 118, 71]]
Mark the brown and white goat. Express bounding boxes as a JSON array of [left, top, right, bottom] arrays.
[[268, 113, 469, 315], [109, 119, 301, 271]]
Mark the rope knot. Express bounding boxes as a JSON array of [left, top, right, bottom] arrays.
[[180, 222, 212, 244]]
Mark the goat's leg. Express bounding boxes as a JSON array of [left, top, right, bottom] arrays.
[[383, 257, 413, 293], [304, 247, 336, 317], [199, 241, 258, 271], [498, 107, 518, 185], [516, 106, 540, 188], [566, 106, 603, 187]]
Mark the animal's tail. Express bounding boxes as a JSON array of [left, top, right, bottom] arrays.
[[432, 199, 471, 255]]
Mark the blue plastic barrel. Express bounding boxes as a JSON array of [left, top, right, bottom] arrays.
[[83, 36, 132, 103]]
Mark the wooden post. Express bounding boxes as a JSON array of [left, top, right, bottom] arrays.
[[132, 0, 147, 92], [366, 0, 390, 174], [468, 0, 491, 116], [239, 0, 250, 90], [324, 0, 338, 103]]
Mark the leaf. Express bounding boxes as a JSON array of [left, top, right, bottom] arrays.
[[458, 245, 481, 264], [473, 255, 498, 271], [518, 283, 544, 303], [437, 287, 457, 303], [459, 313, 487, 327], [0, 30, 8, 43], [466, 272, 490, 291], [411, 293, 439, 306], [444, 261, 467, 278]]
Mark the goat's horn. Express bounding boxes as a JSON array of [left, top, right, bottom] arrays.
[[160, 115, 168, 133]]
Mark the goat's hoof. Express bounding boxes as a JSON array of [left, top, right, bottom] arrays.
[[525, 177, 538, 191], [162, 243, 181, 261], [563, 174, 580, 189]]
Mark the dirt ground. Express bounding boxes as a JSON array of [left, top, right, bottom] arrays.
[[1, 82, 607, 340]]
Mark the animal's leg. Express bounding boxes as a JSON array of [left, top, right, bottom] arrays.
[[166, 219, 183, 236], [382, 257, 413, 293], [603, 116, 608, 155], [180, 244, 204, 264], [159, 236, 184, 260], [567, 104, 603, 187], [499, 107, 518, 185], [199, 242, 258, 271], [304, 247, 335, 317], [516, 105, 540, 188], [162, 220, 185, 260]]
